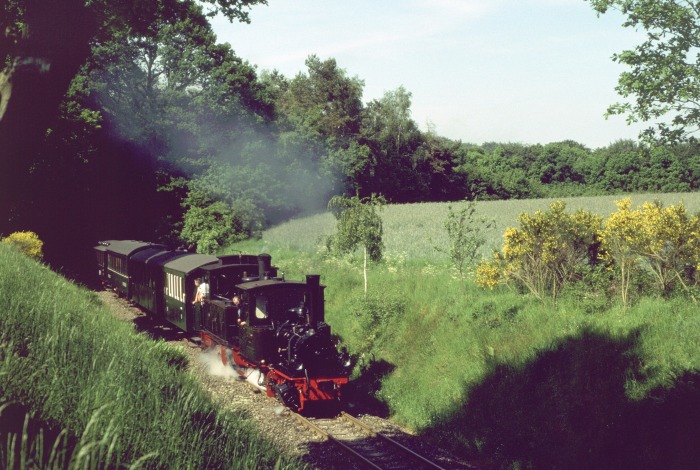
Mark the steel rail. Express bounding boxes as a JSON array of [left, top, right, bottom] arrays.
[[340, 412, 447, 470], [290, 412, 384, 469], [291, 411, 447, 470]]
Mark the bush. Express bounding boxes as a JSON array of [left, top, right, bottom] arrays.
[[2, 231, 44, 259], [601, 198, 700, 304], [478, 201, 602, 300], [349, 288, 405, 353], [180, 195, 263, 254]]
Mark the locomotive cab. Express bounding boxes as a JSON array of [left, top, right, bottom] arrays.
[[237, 282, 307, 364], [198, 262, 263, 347]]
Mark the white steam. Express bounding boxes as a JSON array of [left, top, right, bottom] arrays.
[[197, 347, 236, 379], [196, 347, 267, 392]]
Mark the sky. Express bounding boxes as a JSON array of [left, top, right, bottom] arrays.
[[210, 0, 647, 149]]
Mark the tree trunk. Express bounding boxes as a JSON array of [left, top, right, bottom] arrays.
[[363, 245, 368, 295]]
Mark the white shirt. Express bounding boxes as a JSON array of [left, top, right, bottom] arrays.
[[197, 282, 209, 300]]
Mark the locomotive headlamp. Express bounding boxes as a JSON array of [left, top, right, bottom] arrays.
[[341, 347, 352, 368]]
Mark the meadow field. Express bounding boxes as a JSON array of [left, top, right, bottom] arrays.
[[229, 191, 700, 469], [262, 192, 700, 261]]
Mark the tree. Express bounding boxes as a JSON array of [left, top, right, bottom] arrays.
[[273, 55, 367, 195], [0, 0, 267, 278], [532, 142, 588, 185], [326, 195, 385, 294], [588, 0, 700, 142], [413, 127, 467, 201], [180, 197, 260, 254], [434, 201, 493, 291], [82, 2, 273, 160], [360, 86, 424, 201], [278, 55, 364, 146]]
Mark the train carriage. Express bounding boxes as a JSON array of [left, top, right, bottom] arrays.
[[162, 253, 219, 331], [94, 243, 109, 286], [129, 249, 186, 317], [98, 240, 164, 298]]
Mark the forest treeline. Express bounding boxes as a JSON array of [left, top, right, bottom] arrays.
[[3, 0, 700, 278]]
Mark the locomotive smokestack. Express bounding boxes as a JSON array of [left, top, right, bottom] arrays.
[[258, 254, 272, 279], [306, 274, 324, 328]]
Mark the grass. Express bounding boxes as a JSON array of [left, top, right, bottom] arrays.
[[0, 243, 303, 469], [262, 191, 700, 261], [227, 191, 700, 468], [6, 190, 699, 468]]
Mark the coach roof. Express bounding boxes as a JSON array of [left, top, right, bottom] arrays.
[[163, 253, 219, 274], [96, 240, 164, 257]]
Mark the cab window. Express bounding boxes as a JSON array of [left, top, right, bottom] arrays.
[[253, 295, 270, 325]]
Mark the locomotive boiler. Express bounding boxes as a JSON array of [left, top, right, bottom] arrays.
[[94, 240, 351, 412]]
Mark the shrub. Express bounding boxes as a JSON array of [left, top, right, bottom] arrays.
[[349, 288, 405, 353], [434, 200, 493, 291], [601, 198, 700, 303], [475, 256, 504, 289], [180, 195, 262, 254], [480, 201, 602, 300], [2, 231, 44, 260]]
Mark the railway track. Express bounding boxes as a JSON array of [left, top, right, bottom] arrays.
[[291, 411, 449, 470]]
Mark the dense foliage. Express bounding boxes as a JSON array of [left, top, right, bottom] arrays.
[[5, 0, 700, 279]]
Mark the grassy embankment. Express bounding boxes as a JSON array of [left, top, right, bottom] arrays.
[[0, 244, 303, 469], [228, 192, 700, 469]]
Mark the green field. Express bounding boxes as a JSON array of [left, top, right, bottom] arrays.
[[229, 192, 700, 469], [262, 192, 700, 261]]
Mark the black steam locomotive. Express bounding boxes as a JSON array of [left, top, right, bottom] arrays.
[[94, 240, 351, 412]]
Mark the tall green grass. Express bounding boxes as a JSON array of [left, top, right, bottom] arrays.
[[227, 192, 700, 468], [0, 244, 302, 469]]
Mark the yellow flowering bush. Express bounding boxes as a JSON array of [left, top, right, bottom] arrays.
[[475, 256, 504, 289], [479, 198, 700, 304], [600, 199, 640, 305], [479, 201, 602, 300], [2, 231, 44, 260], [602, 199, 700, 303], [637, 201, 700, 294]]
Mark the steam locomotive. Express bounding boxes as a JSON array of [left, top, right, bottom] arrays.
[[94, 240, 351, 412]]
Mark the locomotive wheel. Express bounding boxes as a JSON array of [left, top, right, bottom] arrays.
[[271, 381, 301, 412]]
